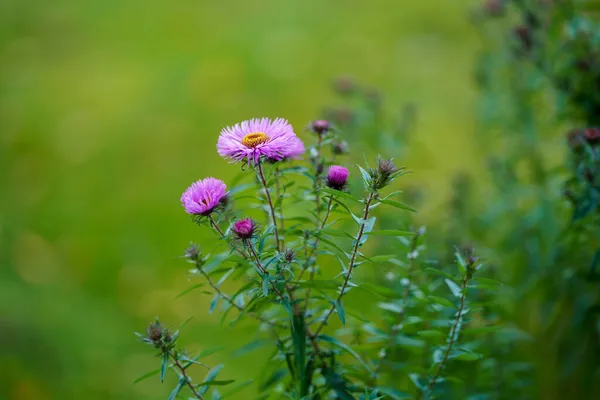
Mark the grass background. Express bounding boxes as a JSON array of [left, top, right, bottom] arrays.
[[0, 0, 483, 398]]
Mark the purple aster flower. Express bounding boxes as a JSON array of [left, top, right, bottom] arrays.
[[181, 177, 227, 216], [232, 218, 257, 240], [327, 165, 349, 191], [217, 118, 303, 164]]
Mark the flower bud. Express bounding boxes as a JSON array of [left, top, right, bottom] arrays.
[[584, 127, 600, 144], [233, 218, 257, 240], [334, 76, 356, 95], [312, 120, 331, 135], [332, 140, 349, 155], [483, 0, 504, 17], [326, 165, 350, 191], [146, 321, 171, 348], [283, 248, 295, 263]]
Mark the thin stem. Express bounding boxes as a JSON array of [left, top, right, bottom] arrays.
[[427, 274, 470, 392], [171, 353, 205, 399], [274, 166, 285, 243], [313, 192, 376, 337], [314, 135, 323, 220], [296, 196, 334, 283], [208, 215, 225, 237], [196, 266, 284, 328], [257, 162, 282, 252], [302, 196, 334, 313]]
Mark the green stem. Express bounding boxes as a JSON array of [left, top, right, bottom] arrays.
[[313, 192, 376, 337], [427, 274, 470, 392], [257, 162, 282, 252], [171, 353, 205, 399]]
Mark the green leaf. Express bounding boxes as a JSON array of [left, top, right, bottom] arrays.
[[359, 282, 396, 298], [417, 330, 444, 338], [472, 277, 503, 287], [367, 254, 398, 263], [210, 294, 221, 314], [318, 334, 373, 374], [445, 278, 462, 298], [175, 283, 206, 299], [368, 230, 415, 237], [195, 346, 225, 359], [378, 302, 403, 314], [199, 364, 225, 395], [335, 300, 346, 324], [262, 273, 270, 297], [357, 165, 372, 187], [133, 368, 160, 384], [320, 187, 360, 203], [319, 237, 348, 257], [331, 197, 362, 225], [424, 267, 455, 281], [221, 379, 254, 397], [160, 353, 169, 382], [451, 351, 483, 361], [200, 380, 236, 386], [168, 377, 186, 400], [427, 295, 454, 309], [376, 387, 412, 399], [380, 199, 416, 212]]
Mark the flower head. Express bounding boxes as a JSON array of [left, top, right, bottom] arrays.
[[233, 218, 258, 240], [327, 165, 350, 191], [217, 118, 303, 164], [181, 178, 227, 216]]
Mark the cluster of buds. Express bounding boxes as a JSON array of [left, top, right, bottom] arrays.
[[463, 248, 480, 280], [184, 243, 205, 269], [364, 157, 404, 192], [139, 318, 175, 353]]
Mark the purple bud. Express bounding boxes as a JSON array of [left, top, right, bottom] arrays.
[[311, 120, 331, 135], [233, 218, 257, 240], [332, 140, 349, 155], [584, 127, 600, 144], [334, 76, 356, 95], [327, 165, 350, 191]]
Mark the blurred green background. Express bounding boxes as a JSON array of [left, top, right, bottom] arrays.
[[0, 0, 481, 398]]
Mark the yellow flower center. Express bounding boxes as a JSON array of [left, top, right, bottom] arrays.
[[241, 132, 269, 148]]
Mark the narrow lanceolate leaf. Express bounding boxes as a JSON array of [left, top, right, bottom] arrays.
[[334, 300, 346, 324], [168, 377, 186, 400], [221, 379, 254, 397], [291, 315, 308, 396], [160, 352, 169, 382], [320, 187, 360, 203], [175, 283, 206, 299], [367, 230, 415, 237], [424, 267, 455, 281], [210, 294, 221, 314], [318, 334, 373, 374], [376, 386, 412, 399], [445, 279, 462, 298], [199, 364, 225, 395], [133, 368, 161, 384], [379, 199, 416, 212], [262, 273, 270, 297]]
